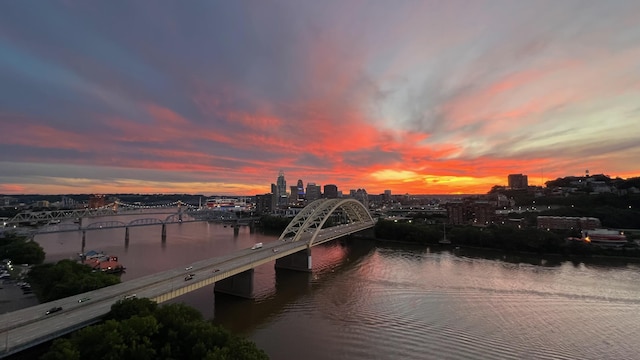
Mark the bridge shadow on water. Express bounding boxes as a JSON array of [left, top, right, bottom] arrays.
[[212, 237, 377, 334]]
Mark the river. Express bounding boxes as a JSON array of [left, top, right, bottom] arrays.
[[34, 213, 640, 360]]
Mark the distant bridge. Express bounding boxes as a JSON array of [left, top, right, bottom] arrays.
[[3, 200, 220, 227], [0, 199, 376, 358]]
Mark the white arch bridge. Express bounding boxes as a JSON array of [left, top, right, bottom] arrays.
[[0, 199, 376, 358]]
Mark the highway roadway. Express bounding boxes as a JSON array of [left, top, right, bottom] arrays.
[[0, 221, 374, 357]]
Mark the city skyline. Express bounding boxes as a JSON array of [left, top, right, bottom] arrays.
[[1, 1, 639, 196]]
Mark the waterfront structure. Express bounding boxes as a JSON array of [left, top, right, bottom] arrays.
[[508, 174, 528, 190], [537, 216, 601, 230], [582, 228, 628, 247]]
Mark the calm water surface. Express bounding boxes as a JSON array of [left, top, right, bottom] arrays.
[[35, 213, 640, 360]]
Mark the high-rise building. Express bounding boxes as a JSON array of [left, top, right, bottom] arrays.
[[306, 183, 322, 201], [276, 171, 287, 206], [256, 193, 276, 214], [508, 174, 528, 190], [351, 188, 369, 208], [289, 185, 299, 203], [297, 179, 305, 199], [324, 184, 338, 199]]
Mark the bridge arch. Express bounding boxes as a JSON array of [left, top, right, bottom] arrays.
[[278, 199, 374, 246]]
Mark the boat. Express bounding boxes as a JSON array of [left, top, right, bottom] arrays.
[[582, 229, 628, 247]]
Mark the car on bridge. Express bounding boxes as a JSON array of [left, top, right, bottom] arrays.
[[185, 274, 194, 281], [185, 266, 193, 271], [78, 297, 91, 303], [45, 306, 62, 315]]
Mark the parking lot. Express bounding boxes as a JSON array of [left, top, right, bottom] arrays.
[[0, 279, 39, 314]]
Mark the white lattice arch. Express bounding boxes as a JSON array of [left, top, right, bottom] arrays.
[[277, 199, 374, 246]]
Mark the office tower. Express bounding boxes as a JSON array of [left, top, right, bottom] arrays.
[[276, 171, 287, 205], [297, 179, 305, 199], [508, 174, 528, 190], [306, 183, 322, 201], [324, 184, 338, 199]]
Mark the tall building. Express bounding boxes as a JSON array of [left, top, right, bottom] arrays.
[[256, 193, 276, 214], [289, 185, 299, 203], [276, 171, 288, 206], [324, 184, 338, 199], [297, 179, 305, 199], [508, 174, 528, 190], [351, 188, 369, 208], [306, 183, 322, 201]]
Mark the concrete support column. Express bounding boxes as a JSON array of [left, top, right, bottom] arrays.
[[275, 247, 312, 272], [124, 227, 130, 247], [81, 230, 86, 255], [214, 269, 254, 298], [233, 225, 239, 236], [161, 223, 167, 242]]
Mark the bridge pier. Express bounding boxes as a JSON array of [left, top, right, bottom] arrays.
[[124, 227, 130, 247], [81, 230, 86, 254], [233, 225, 239, 236], [161, 223, 166, 242], [214, 269, 254, 298], [275, 247, 312, 272]]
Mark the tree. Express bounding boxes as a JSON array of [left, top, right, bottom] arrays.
[[27, 259, 120, 302], [41, 300, 269, 360], [0, 232, 45, 265]]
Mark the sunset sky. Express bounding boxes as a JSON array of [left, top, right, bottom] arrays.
[[1, 1, 639, 196]]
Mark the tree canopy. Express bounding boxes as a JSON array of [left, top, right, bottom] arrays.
[[42, 299, 269, 360], [0, 232, 45, 265], [27, 259, 120, 302]]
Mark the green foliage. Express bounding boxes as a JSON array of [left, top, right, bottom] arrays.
[[27, 259, 120, 302], [41, 300, 269, 360], [41, 339, 80, 360], [258, 215, 291, 233], [108, 297, 158, 321], [0, 232, 45, 264], [375, 220, 639, 258], [375, 219, 441, 244]]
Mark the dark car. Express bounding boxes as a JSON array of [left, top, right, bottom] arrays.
[[45, 306, 62, 315]]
